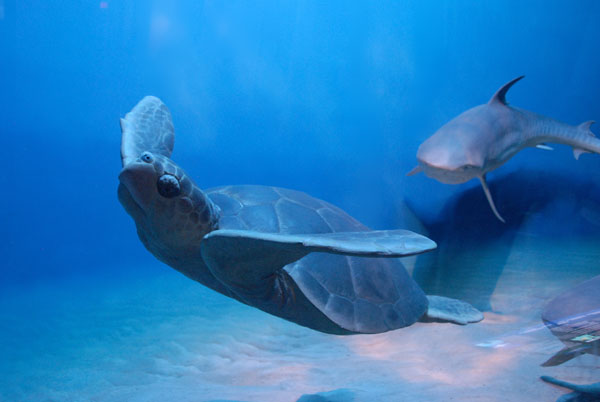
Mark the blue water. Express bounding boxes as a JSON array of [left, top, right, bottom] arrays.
[[1, 1, 600, 401]]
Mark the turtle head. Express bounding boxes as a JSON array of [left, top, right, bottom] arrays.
[[118, 151, 220, 263]]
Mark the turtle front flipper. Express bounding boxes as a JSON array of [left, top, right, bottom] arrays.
[[421, 295, 483, 325], [202, 228, 436, 260], [120, 96, 175, 166], [200, 229, 436, 334]]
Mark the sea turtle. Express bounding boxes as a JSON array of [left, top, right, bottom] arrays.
[[117, 96, 483, 334], [541, 275, 600, 366]]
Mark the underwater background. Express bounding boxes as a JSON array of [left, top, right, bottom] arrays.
[[1, 1, 599, 401]]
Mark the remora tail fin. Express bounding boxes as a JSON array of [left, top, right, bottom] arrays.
[[541, 345, 587, 367]]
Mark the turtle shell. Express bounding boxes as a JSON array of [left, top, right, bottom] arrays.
[[206, 185, 428, 333]]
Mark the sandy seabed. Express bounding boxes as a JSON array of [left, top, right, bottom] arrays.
[[1, 234, 598, 402]]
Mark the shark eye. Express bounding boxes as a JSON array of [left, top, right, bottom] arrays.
[[141, 152, 154, 163], [157, 174, 181, 198]]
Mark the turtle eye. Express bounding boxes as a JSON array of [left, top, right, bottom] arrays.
[[157, 174, 181, 198], [141, 152, 153, 163]]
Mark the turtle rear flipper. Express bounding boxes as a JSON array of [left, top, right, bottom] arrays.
[[200, 229, 436, 333], [421, 295, 483, 325], [120, 96, 175, 166]]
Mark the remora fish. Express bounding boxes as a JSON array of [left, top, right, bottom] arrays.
[[541, 275, 600, 367], [408, 76, 597, 222]]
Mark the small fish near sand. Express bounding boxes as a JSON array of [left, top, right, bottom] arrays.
[[408, 76, 598, 222]]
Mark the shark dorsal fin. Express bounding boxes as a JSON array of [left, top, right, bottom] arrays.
[[488, 76, 525, 106]]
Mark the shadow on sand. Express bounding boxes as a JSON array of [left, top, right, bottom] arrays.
[[405, 169, 600, 311]]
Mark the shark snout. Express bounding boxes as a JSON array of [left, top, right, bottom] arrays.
[[416, 159, 479, 184]]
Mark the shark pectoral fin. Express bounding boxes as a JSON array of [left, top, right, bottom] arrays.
[[479, 175, 505, 223], [536, 144, 554, 151], [573, 148, 591, 160], [406, 166, 423, 176]]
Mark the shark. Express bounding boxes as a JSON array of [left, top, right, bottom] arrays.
[[408, 76, 598, 222]]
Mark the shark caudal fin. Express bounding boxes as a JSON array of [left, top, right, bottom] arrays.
[[479, 175, 505, 223], [573, 120, 596, 160]]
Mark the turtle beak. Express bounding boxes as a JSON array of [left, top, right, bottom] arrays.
[[118, 162, 157, 211]]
